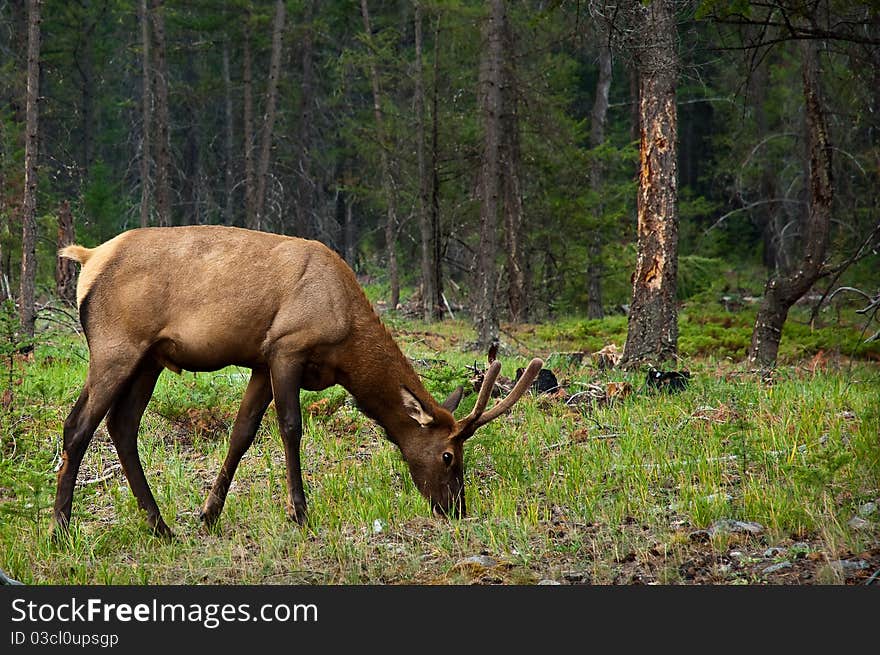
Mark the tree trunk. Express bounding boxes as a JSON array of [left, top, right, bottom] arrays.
[[474, 0, 505, 349], [181, 49, 200, 226], [587, 39, 613, 320], [138, 0, 151, 228], [76, 16, 95, 179], [294, 0, 316, 238], [55, 200, 77, 305], [620, 0, 679, 368], [243, 17, 256, 230], [748, 39, 832, 369], [360, 0, 399, 309], [19, 0, 41, 345], [344, 176, 356, 269], [414, 1, 438, 322], [254, 0, 286, 231], [429, 13, 444, 321], [150, 0, 171, 227], [501, 25, 526, 323], [222, 41, 235, 226]]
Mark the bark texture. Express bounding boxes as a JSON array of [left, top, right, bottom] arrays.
[[620, 0, 680, 368], [138, 0, 151, 228], [748, 39, 832, 369], [19, 0, 41, 343], [587, 38, 613, 320], [473, 0, 506, 349], [55, 200, 76, 305], [254, 0, 286, 230], [150, 0, 171, 226]]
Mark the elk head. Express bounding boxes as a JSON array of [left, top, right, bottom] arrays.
[[398, 358, 544, 518]]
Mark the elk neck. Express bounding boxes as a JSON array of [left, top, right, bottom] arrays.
[[334, 312, 443, 446]]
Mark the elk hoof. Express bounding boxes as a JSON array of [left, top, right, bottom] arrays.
[[287, 505, 308, 527]]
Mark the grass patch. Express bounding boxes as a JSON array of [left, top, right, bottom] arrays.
[[1, 311, 878, 585]]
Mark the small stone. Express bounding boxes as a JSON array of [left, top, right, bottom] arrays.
[[537, 579, 562, 585], [829, 559, 869, 572], [454, 555, 499, 571], [709, 519, 764, 536], [764, 546, 786, 558], [372, 519, 385, 534], [762, 561, 793, 575], [688, 529, 712, 543], [847, 516, 872, 530], [858, 501, 877, 517]]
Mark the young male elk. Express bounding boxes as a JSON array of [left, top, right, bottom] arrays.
[[55, 226, 542, 536]]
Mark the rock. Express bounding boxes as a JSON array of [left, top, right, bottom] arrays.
[[453, 555, 501, 572], [858, 501, 877, 517], [372, 519, 385, 534], [764, 546, 786, 558], [688, 529, 712, 543], [847, 516, 872, 530], [762, 561, 792, 575], [537, 579, 562, 585], [709, 519, 764, 536], [829, 559, 869, 572], [0, 568, 22, 585]]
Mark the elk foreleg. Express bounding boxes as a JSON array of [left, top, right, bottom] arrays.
[[269, 356, 308, 525], [200, 366, 273, 528]]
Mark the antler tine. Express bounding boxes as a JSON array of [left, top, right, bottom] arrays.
[[473, 358, 543, 428], [461, 360, 502, 425]]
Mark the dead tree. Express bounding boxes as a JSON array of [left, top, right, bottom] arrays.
[[620, 0, 680, 368], [748, 39, 832, 368]]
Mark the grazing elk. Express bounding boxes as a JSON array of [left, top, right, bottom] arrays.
[[55, 226, 542, 536]]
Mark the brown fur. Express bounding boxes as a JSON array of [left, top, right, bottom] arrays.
[[54, 225, 542, 536]]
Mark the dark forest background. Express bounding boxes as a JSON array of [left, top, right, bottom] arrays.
[[1, 0, 878, 367]]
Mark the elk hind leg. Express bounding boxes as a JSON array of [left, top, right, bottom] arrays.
[[105, 360, 168, 536]]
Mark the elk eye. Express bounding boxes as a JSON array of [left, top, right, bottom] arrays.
[[442, 452, 453, 466]]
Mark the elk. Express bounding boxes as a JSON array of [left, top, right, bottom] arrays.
[[55, 225, 542, 536]]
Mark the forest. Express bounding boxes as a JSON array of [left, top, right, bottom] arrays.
[[0, 0, 878, 587]]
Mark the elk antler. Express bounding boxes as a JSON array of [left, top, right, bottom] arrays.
[[457, 358, 544, 439]]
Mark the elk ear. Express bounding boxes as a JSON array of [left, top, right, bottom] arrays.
[[441, 386, 464, 413], [401, 387, 434, 427]]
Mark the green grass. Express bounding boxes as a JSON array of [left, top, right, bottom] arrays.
[[0, 309, 878, 585]]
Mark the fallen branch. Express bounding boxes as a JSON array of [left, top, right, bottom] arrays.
[[76, 463, 122, 487]]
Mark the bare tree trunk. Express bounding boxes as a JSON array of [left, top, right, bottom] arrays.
[[429, 13, 444, 320], [243, 17, 256, 230], [181, 49, 199, 226], [76, 15, 95, 179], [502, 88, 527, 322], [222, 41, 235, 226], [138, 0, 151, 227], [748, 39, 832, 369], [344, 175, 356, 268], [474, 0, 505, 349], [254, 0, 286, 231], [19, 0, 41, 345], [150, 0, 171, 227], [294, 0, 316, 238], [414, 1, 438, 322], [587, 39, 613, 320], [360, 0, 399, 309], [55, 200, 77, 305], [620, 0, 679, 368]]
